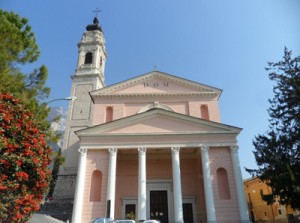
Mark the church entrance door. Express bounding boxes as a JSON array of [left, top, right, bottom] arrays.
[[150, 190, 169, 223]]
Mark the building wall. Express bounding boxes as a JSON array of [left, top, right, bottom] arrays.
[[209, 147, 240, 223], [92, 95, 221, 126], [81, 150, 109, 223], [244, 177, 299, 223]]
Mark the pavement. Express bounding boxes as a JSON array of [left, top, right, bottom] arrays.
[[27, 213, 66, 223]]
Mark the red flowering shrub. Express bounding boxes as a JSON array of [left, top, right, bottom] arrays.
[[0, 92, 52, 223]]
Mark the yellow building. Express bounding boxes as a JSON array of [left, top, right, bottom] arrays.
[[244, 177, 299, 223]]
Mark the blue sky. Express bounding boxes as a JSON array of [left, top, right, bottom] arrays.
[[2, 0, 300, 179]]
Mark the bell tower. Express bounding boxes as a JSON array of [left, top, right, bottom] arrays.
[[53, 17, 107, 203], [75, 16, 107, 87]]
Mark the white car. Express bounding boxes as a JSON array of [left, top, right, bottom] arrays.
[[143, 221, 161, 223], [114, 220, 135, 223]]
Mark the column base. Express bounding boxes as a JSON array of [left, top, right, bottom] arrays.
[[207, 221, 217, 223], [240, 220, 252, 223]]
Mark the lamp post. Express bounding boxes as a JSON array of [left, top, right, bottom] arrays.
[[44, 96, 78, 105], [36, 96, 78, 118]]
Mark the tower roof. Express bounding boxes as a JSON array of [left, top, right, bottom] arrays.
[[86, 17, 102, 32]]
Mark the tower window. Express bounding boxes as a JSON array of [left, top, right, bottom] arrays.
[[200, 104, 210, 120], [84, 52, 93, 64]]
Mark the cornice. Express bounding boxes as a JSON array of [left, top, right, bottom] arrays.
[[78, 131, 238, 137], [71, 73, 100, 80], [79, 140, 239, 150], [92, 91, 219, 98]]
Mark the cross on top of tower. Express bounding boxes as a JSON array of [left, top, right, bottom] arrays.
[[93, 8, 101, 18]]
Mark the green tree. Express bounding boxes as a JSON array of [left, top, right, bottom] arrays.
[[0, 10, 50, 119], [0, 10, 39, 73], [247, 48, 300, 209], [0, 10, 60, 222], [47, 148, 65, 199]]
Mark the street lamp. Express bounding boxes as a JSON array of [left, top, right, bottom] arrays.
[[36, 96, 78, 118], [44, 96, 78, 105]]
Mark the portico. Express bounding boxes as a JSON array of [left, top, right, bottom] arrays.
[[72, 142, 248, 223], [71, 106, 249, 223]]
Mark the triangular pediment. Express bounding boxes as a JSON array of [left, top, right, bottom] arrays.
[[76, 109, 241, 137], [90, 71, 222, 98]]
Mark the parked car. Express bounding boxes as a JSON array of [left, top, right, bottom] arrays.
[[115, 220, 135, 223], [114, 220, 160, 223], [143, 220, 161, 223], [89, 217, 114, 223]]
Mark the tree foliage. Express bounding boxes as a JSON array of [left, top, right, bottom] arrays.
[[0, 93, 52, 222], [247, 48, 300, 209], [0, 10, 60, 222], [47, 148, 65, 199], [0, 10, 40, 73]]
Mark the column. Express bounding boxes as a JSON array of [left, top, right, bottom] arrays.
[[138, 147, 147, 220], [231, 146, 251, 223], [200, 146, 217, 223], [72, 147, 87, 223], [171, 147, 184, 223], [107, 148, 117, 219]]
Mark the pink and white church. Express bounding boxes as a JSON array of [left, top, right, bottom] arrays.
[[57, 17, 251, 223]]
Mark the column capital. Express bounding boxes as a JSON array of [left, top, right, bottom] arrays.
[[200, 145, 209, 153], [230, 145, 239, 153], [171, 146, 180, 154], [78, 147, 87, 156], [138, 147, 147, 154], [108, 148, 117, 154]]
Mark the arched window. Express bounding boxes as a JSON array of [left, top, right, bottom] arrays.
[[84, 52, 93, 64], [200, 104, 210, 120], [217, 168, 231, 200], [90, 170, 102, 202], [106, 106, 113, 122]]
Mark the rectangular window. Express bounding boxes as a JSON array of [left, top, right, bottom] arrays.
[[125, 204, 136, 219], [122, 197, 137, 220], [260, 189, 264, 196], [278, 209, 282, 215]]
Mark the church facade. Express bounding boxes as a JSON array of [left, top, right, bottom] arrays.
[[57, 17, 251, 223]]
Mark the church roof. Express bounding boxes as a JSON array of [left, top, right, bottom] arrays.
[[90, 70, 222, 99]]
